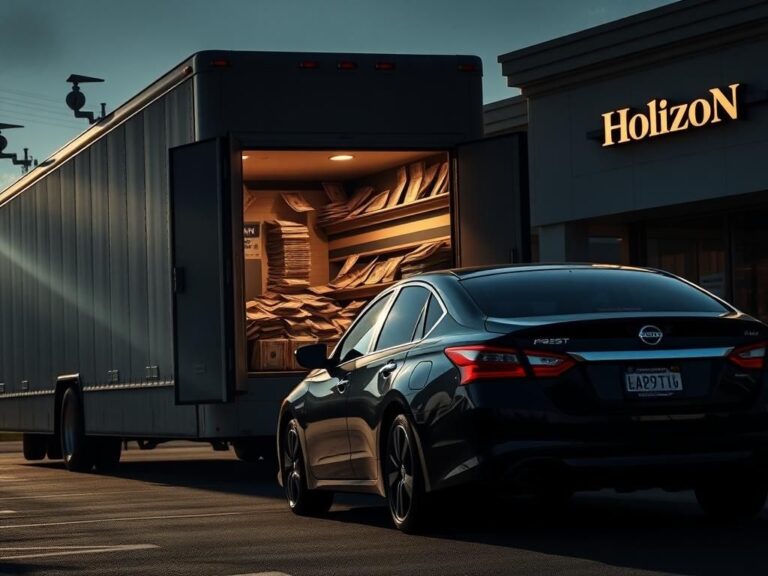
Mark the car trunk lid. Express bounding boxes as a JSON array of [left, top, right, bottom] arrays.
[[486, 312, 767, 414]]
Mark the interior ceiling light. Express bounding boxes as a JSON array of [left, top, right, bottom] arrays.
[[329, 154, 354, 162]]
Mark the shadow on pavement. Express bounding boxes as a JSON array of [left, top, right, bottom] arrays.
[[0, 563, 67, 575], [328, 491, 768, 576], [31, 457, 285, 501], [26, 454, 768, 575]]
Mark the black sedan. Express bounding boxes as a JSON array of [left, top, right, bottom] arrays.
[[277, 265, 768, 532]]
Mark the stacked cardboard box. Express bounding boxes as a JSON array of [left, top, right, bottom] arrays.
[[266, 221, 311, 293], [317, 160, 449, 228], [246, 291, 363, 371]]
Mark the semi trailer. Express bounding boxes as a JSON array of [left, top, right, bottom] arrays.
[[0, 51, 528, 469]]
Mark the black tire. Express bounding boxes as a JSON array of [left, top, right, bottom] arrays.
[[46, 436, 62, 460], [281, 419, 333, 516], [385, 414, 428, 533], [92, 437, 122, 472], [60, 386, 94, 472], [695, 471, 768, 523], [22, 434, 47, 461]]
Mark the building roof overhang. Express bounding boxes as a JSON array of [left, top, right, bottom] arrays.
[[499, 0, 768, 95]]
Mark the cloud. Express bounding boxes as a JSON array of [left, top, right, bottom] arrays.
[[0, 2, 62, 73]]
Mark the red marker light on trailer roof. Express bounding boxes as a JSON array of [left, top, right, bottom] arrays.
[[457, 63, 479, 72], [211, 59, 230, 68], [375, 62, 396, 71], [299, 60, 320, 70], [337, 61, 358, 71]]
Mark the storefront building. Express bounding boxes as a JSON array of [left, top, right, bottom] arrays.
[[494, 0, 768, 322]]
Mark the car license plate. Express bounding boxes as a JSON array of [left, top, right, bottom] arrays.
[[624, 367, 683, 398]]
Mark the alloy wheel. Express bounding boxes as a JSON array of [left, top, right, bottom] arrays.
[[387, 423, 415, 523], [284, 425, 302, 508]]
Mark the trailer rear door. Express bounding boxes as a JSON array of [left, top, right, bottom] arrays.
[[455, 134, 529, 267], [170, 139, 235, 404]]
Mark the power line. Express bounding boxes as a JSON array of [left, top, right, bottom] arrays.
[[0, 110, 83, 130], [0, 87, 63, 105], [0, 96, 72, 116], [0, 104, 81, 126], [0, 102, 81, 121], [0, 115, 81, 130], [0, 110, 83, 129]]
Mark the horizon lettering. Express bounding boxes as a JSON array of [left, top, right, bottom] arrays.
[[602, 83, 741, 147]]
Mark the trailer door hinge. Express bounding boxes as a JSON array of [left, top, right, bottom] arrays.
[[20, 380, 29, 392]]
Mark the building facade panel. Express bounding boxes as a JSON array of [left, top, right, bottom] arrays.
[[499, 0, 768, 322]]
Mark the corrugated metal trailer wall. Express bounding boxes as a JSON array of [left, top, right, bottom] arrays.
[[0, 80, 198, 437]]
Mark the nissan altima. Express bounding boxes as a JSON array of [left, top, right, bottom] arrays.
[[277, 265, 768, 532]]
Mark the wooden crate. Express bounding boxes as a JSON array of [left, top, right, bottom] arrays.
[[255, 339, 290, 371], [249, 338, 341, 371]]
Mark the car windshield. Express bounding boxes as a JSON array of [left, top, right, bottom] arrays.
[[460, 268, 730, 318]]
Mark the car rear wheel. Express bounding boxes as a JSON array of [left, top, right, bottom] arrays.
[[695, 471, 768, 523], [282, 419, 333, 516], [385, 414, 428, 533]]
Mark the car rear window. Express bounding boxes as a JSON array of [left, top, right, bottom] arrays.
[[461, 269, 729, 318]]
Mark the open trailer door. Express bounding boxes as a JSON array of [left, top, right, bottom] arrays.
[[170, 139, 235, 404], [455, 134, 530, 267]]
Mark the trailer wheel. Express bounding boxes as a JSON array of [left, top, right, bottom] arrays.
[[60, 386, 93, 472], [22, 434, 47, 461], [233, 437, 277, 465], [92, 437, 122, 472], [46, 436, 62, 460]]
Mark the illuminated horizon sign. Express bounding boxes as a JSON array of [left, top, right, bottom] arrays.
[[602, 83, 741, 147]]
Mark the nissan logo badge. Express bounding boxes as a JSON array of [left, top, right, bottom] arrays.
[[638, 325, 663, 346]]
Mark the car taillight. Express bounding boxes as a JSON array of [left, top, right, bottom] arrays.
[[444, 346, 574, 385], [444, 346, 525, 384], [728, 342, 767, 370], [524, 350, 576, 378]]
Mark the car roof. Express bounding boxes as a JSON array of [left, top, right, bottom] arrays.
[[409, 263, 664, 283]]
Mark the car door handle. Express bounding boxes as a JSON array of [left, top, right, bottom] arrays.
[[333, 379, 349, 394], [379, 360, 398, 377]]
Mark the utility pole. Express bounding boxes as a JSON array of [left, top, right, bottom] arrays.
[[0, 124, 34, 173]]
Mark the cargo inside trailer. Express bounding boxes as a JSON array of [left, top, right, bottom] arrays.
[[241, 150, 452, 373]]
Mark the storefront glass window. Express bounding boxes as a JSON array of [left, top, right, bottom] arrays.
[[732, 210, 768, 323], [645, 216, 726, 299], [587, 224, 629, 265]]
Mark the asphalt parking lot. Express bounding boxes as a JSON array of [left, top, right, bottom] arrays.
[[0, 442, 767, 576]]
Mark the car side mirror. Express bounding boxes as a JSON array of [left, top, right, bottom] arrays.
[[295, 343, 331, 370]]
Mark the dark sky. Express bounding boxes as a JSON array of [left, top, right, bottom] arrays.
[[0, 0, 676, 189]]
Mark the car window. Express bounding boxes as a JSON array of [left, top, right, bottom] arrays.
[[423, 295, 444, 335], [461, 269, 729, 318], [375, 286, 431, 351], [338, 295, 392, 363]]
